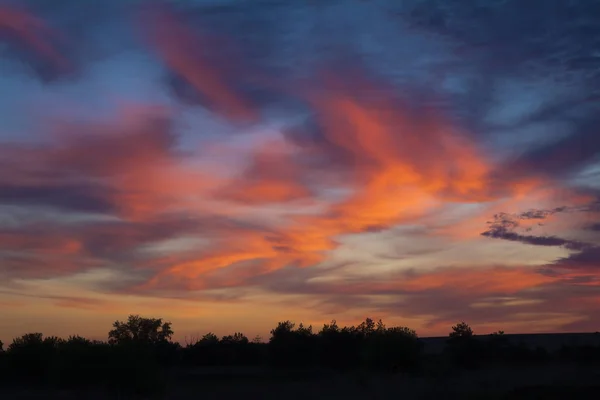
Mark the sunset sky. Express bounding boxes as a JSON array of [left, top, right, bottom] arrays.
[[0, 0, 599, 344]]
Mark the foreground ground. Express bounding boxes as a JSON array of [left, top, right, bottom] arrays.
[[3, 362, 600, 399]]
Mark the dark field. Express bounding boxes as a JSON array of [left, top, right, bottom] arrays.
[[3, 363, 600, 399]]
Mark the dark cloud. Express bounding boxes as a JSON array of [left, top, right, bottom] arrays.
[[481, 208, 594, 251], [483, 230, 590, 251], [397, 0, 600, 78], [552, 246, 600, 271], [587, 223, 600, 232], [501, 114, 600, 179], [76, 217, 199, 260], [392, 0, 600, 179], [519, 207, 569, 219], [0, 183, 115, 213]]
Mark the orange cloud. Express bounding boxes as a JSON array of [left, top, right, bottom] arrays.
[[0, 232, 81, 256], [307, 91, 490, 231], [0, 9, 588, 305], [398, 266, 556, 295], [138, 3, 256, 122], [138, 72, 561, 292], [287, 266, 557, 298], [0, 64, 582, 300], [216, 141, 313, 204], [0, 106, 220, 221]]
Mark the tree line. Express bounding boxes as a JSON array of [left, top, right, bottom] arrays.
[[0, 316, 598, 396]]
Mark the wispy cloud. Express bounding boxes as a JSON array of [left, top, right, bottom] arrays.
[[481, 207, 594, 251]]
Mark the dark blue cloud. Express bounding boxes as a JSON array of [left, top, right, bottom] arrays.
[[500, 113, 600, 180], [481, 207, 598, 252], [553, 246, 600, 271], [0, 183, 115, 213]]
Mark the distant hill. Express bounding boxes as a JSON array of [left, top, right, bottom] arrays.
[[420, 332, 600, 354]]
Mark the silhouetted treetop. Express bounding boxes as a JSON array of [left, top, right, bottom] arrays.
[[252, 335, 263, 344], [269, 320, 296, 342], [199, 332, 219, 345], [65, 335, 92, 346], [449, 322, 474, 339], [357, 317, 377, 336], [221, 332, 249, 345], [2, 313, 599, 395], [319, 320, 340, 335], [8, 332, 45, 351], [108, 314, 173, 345]]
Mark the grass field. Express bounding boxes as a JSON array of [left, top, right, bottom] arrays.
[[3, 362, 599, 399]]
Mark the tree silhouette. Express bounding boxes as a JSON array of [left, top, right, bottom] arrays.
[[8, 332, 44, 350], [269, 320, 318, 366], [318, 320, 361, 368], [65, 334, 92, 346], [200, 332, 219, 345], [6, 333, 62, 384], [182, 332, 221, 366], [3, 314, 599, 394], [447, 322, 480, 368], [270, 320, 296, 340], [357, 317, 377, 337], [108, 314, 173, 345], [252, 335, 263, 344], [221, 332, 249, 345], [449, 322, 474, 339], [364, 323, 421, 371]]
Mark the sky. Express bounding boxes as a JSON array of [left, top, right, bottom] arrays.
[[0, 0, 599, 343]]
